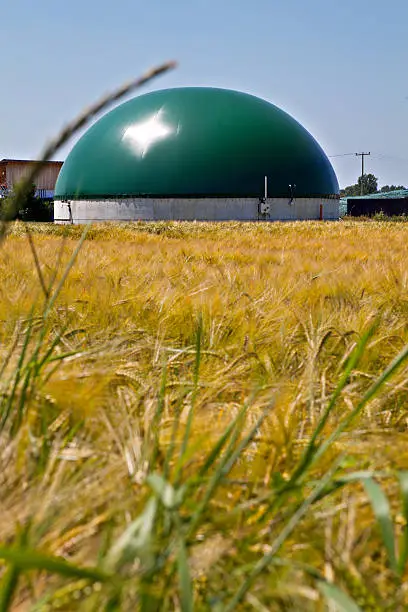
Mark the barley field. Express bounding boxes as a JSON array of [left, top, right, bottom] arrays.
[[1, 219, 408, 611]]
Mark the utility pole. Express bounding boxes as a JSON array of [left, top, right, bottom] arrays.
[[355, 152, 371, 195]]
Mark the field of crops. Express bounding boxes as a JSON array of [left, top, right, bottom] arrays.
[[2, 219, 408, 611]]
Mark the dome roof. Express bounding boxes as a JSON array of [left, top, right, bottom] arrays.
[[55, 87, 338, 199]]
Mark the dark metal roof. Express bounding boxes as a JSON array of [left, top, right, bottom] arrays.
[[55, 87, 339, 199], [0, 159, 63, 165]]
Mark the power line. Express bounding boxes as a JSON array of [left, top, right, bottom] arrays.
[[328, 153, 355, 158], [329, 152, 372, 193], [370, 153, 408, 164], [330, 152, 408, 163]]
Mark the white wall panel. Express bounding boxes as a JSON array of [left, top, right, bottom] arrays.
[[54, 198, 339, 224]]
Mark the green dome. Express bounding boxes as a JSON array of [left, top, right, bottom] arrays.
[[55, 87, 338, 199]]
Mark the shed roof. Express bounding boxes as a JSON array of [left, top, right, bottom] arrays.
[[0, 159, 63, 165], [345, 189, 408, 200]]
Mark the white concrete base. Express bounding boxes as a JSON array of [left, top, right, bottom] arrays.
[[54, 197, 339, 224]]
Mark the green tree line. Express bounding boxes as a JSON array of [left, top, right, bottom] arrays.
[[0, 183, 53, 221], [341, 174, 406, 197]]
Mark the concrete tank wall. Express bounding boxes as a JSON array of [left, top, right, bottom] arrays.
[[54, 197, 339, 224]]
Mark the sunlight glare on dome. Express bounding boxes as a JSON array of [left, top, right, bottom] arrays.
[[122, 111, 174, 157]]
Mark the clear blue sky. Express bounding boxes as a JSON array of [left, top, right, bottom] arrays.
[[1, 0, 407, 188]]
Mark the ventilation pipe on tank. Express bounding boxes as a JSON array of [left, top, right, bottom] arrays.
[[288, 184, 296, 205], [259, 176, 270, 217]]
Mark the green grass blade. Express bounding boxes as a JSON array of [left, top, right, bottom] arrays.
[[290, 320, 378, 485], [397, 471, 408, 574], [44, 350, 80, 365], [362, 477, 397, 572], [306, 470, 384, 506], [43, 224, 90, 320], [177, 537, 193, 612], [198, 412, 242, 478], [0, 315, 33, 432], [318, 581, 363, 612], [225, 458, 342, 611], [0, 563, 21, 612], [0, 325, 20, 382], [179, 315, 203, 464], [150, 363, 167, 468], [25, 227, 49, 300], [13, 365, 33, 434], [105, 497, 157, 572], [194, 393, 258, 483], [147, 473, 177, 509], [314, 342, 408, 468], [188, 402, 261, 537], [0, 525, 31, 612], [163, 389, 188, 480], [193, 313, 202, 389], [355, 344, 408, 409], [45, 231, 68, 297], [34, 325, 69, 373], [0, 546, 111, 582], [2, 229, 89, 429], [222, 407, 270, 475]]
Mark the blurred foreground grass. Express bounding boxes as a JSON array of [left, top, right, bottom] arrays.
[[1, 220, 408, 610]]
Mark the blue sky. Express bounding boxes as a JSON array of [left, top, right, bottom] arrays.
[[1, 0, 407, 188]]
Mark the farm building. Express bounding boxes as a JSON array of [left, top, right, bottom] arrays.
[[54, 87, 339, 223], [0, 159, 63, 199], [345, 190, 408, 217]]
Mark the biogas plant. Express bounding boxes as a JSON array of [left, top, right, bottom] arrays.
[[54, 87, 339, 223]]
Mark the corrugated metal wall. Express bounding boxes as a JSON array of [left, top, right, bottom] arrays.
[[4, 162, 62, 190]]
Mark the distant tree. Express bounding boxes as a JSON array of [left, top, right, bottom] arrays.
[[340, 184, 359, 197], [340, 173, 378, 197], [17, 183, 53, 221], [358, 173, 378, 195], [0, 183, 53, 222], [17, 183, 39, 219], [380, 185, 406, 193]]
